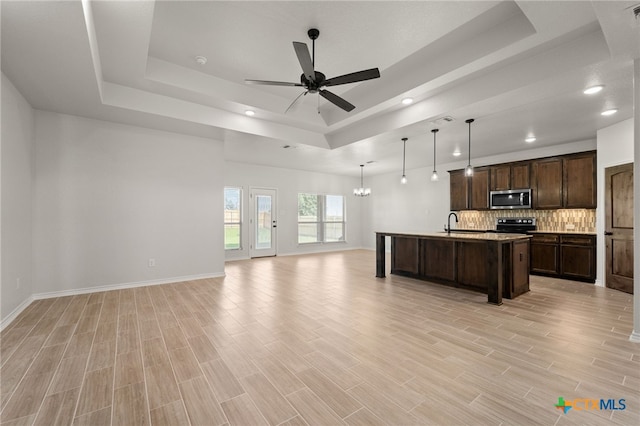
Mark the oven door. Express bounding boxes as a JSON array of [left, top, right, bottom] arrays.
[[490, 189, 532, 209]]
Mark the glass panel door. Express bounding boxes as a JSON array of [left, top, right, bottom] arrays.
[[250, 188, 277, 257]]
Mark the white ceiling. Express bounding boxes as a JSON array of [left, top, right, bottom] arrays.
[[2, 1, 638, 177]]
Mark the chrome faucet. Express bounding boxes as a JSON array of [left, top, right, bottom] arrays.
[[445, 212, 458, 234]]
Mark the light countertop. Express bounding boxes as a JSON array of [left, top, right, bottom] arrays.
[[376, 231, 531, 241]]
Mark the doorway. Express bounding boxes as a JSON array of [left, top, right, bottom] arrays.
[[605, 163, 634, 294], [250, 188, 277, 258]]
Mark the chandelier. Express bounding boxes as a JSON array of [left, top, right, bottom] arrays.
[[353, 164, 371, 197]]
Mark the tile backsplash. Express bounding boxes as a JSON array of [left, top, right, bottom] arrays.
[[458, 209, 596, 233]]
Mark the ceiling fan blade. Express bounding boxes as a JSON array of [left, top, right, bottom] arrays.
[[293, 41, 315, 82], [284, 91, 308, 114], [319, 89, 355, 112], [323, 68, 380, 87], [245, 79, 303, 87]]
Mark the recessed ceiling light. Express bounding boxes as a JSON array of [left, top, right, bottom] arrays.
[[525, 136, 536, 143], [453, 150, 461, 157], [401, 98, 413, 105], [601, 108, 618, 116], [195, 56, 207, 66], [583, 85, 604, 95], [245, 110, 255, 116]]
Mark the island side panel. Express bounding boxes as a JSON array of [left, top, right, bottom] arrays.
[[375, 233, 386, 278]]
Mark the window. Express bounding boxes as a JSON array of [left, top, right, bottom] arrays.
[[298, 193, 345, 244], [224, 187, 242, 250]]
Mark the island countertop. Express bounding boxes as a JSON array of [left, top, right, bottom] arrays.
[[376, 231, 531, 242]]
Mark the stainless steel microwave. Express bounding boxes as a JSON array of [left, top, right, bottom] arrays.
[[490, 189, 532, 210]]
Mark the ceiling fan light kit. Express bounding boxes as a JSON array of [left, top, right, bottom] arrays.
[[245, 28, 381, 113]]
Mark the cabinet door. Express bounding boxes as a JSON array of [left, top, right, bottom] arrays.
[[469, 168, 490, 210], [530, 243, 559, 275], [563, 152, 596, 208], [511, 163, 530, 189], [533, 158, 562, 209], [449, 170, 468, 211], [491, 166, 510, 191], [561, 245, 595, 281]]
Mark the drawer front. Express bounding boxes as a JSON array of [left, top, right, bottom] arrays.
[[561, 235, 594, 246], [531, 234, 559, 244]]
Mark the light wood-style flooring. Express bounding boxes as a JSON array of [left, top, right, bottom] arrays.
[[1, 249, 639, 425]]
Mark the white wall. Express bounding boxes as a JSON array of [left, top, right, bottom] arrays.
[[361, 139, 597, 250], [224, 161, 362, 259], [596, 118, 634, 286], [1, 73, 35, 324], [32, 111, 225, 295]]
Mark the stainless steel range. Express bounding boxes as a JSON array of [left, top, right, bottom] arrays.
[[495, 217, 536, 234]]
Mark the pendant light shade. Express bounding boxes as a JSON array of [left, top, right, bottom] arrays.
[[400, 138, 408, 184], [464, 118, 474, 177], [431, 129, 439, 182], [354, 164, 371, 196]]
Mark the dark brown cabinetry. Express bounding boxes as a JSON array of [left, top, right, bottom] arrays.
[[532, 158, 563, 209], [383, 233, 530, 303], [530, 233, 596, 282], [451, 151, 596, 211], [530, 234, 560, 275], [490, 163, 530, 191], [469, 168, 490, 210], [449, 170, 468, 211], [563, 153, 597, 208]]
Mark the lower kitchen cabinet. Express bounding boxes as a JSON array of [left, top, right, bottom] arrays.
[[530, 233, 596, 283]]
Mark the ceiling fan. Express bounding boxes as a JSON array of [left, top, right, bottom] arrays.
[[245, 28, 380, 113]]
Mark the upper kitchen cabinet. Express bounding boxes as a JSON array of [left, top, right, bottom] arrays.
[[449, 170, 468, 211], [511, 163, 530, 189], [469, 167, 490, 210], [490, 163, 530, 191], [563, 152, 596, 208], [532, 157, 563, 209]]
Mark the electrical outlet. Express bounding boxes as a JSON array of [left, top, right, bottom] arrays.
[[148, 258, 156, 267], [16, 278, 21, 289]]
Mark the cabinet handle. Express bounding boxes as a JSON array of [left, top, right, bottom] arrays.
[[519, 253, 523, 262], [604, 231, 613, 236]]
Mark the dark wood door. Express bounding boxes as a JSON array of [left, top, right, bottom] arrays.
[[449, 170, 468, 211], [469, 168, 490, 210], [533, 158, 562, 209], [391, 237, 420, 275], [564, 152, 596, 208], [491, 166, 510, 191], [605, 163, 633, 294], [511, 163, 530, 189]]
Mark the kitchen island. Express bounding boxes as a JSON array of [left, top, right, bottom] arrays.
[[375, 231, 531, 305]]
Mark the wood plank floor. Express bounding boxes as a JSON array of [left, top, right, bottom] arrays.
[[1, 249, 639, 425]]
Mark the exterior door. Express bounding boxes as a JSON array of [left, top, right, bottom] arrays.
[[605, 163, 633, 293], [250, 188, 277, 258]]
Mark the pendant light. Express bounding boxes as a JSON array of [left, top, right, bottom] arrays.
[[430, 129, 439, 182], [464, 118, 474, 177], [400, 137, 408, 184], [354, 164, 371, 197]]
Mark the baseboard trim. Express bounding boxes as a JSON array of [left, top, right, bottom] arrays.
[[1, 295, 36, 331], [630, 330, 640, 343], [2, 272, 226, 330], [32, 272, 226, 301]]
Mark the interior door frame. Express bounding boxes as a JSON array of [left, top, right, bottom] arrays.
[[249, 187, 278, 258]]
